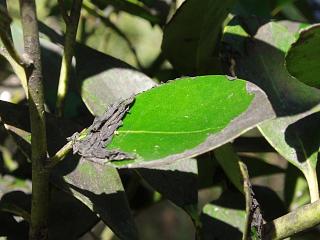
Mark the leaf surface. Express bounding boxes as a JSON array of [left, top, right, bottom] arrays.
[[107, 75, 274, 168], [286, 24, 320, 89], [161, 0, 236, 74]]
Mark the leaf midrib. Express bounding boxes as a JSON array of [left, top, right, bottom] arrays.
[[117, 126, 222, 135]]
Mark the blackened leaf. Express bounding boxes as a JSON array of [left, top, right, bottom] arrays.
[[286, 24, 320, 89], [162, 0, 236, 74]]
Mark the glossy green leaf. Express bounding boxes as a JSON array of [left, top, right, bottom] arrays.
[[162, 0, 236, 74], [286, 24, 320, 89], [223, 21, 320, 201], [107, 75, 274, 168]]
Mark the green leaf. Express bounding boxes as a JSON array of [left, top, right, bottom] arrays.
[[161, 0, 236, 74], [223, 21, 320, 201], [107, 75, 274, 168], [286, 24, 320, 89]]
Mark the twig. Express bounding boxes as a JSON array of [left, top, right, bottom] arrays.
[[55, 0, 83, 116], [46, 128, 88, 169], [263, 199, 320, 239], [19, 0, 49, 239]]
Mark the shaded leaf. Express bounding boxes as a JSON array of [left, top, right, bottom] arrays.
[[75, 44, 157, 116], [284, 164, 310, 210], [53, 160, 138, 240], [0, 190, 99, 240], [223, 20, 320, 201], [0, 101, 138, 240], [107, 75, 274, 168], [214, 143, 243, 192], [200, 190, 246, 240], [241, 155, 285, 178], [136, 158, 199, 226], [162, 0, 236, 74], [286, 24, 320, 88]]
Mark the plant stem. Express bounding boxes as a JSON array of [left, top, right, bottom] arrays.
[[55, 0, 83, 116], [263, 199, 320, 239], [19, 0, 49, 239], [304, 163, 320, 203]]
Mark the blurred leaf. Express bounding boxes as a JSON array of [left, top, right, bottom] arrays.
[[162, 0, 236, 74], [53, 160, 138, 240], [92, 0, 161, 25], [223, 20, 320, 201], [286, 24, 320, 89], [107, 75, 274, 168]]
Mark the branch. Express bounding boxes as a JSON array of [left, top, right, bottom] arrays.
[[46, 128, 88, 169], [263, 199, 320, 239], [55, 0, 83, 116], [19, 0, 49, 239]]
